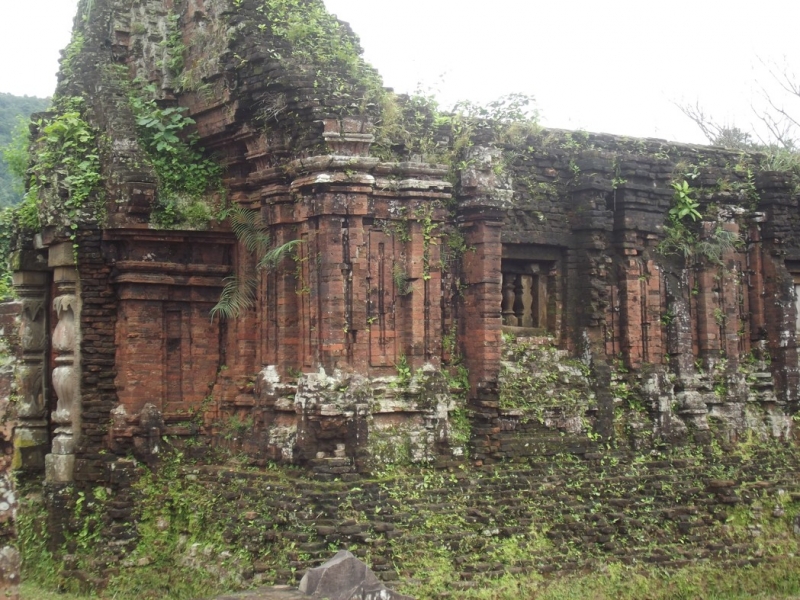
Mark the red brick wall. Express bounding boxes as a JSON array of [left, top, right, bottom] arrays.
[[460, 217, 503, 395]]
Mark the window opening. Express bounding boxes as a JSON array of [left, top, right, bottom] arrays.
[[501, 259, 554, 333]]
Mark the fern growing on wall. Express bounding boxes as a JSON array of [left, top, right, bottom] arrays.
[[211, 206, 301, 320]]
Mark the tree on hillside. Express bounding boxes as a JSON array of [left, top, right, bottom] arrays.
[[0, 93, 50, 208], [678, 58, 799, 171]]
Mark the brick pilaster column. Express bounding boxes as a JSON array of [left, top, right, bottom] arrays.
[[757, 172, 799, 410], [457, 147, 511, 403]]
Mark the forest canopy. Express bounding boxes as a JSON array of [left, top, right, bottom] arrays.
[[0, 92, 50, 208]]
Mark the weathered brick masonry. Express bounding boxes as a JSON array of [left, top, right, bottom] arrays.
[[2, 0, 800, 586], [8, 0, 800, 476], [0, 302, 20, 598]]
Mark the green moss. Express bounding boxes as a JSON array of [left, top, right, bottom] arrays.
[[367, 424, 415, 466], [499, 335, 593, 425], [162, 12, 185, 79]]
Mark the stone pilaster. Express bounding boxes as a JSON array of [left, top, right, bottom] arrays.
[[10, 249, 49, 473], [45, 243, 80, 484]]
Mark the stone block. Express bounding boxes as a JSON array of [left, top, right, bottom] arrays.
[[298, 551, 413, 600], [48, 242, 76, 267], [45, 453, 75, 483]]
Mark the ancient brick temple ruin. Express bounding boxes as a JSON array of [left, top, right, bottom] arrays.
[[5, 0, 800, 498]]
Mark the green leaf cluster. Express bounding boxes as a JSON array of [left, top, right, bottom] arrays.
[[373, 91, 539, 166], [659, 177, 742, 264], [668, 180, 702, 221], [32, 97, 102, 222], [129, 88, 222, 227], [246, 0, 385, 128], [130, 90, 221, 200]]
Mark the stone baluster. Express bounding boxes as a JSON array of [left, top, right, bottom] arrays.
[[10, 250, 49, 472], [512, 275, 525, 324], [501, 273, 517, 326], [519, 274, 534, 328], [45, 243, 80, 484]]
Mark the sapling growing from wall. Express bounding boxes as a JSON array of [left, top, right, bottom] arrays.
[[658, 175, 742, 265]]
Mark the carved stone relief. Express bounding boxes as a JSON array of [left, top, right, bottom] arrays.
[[11, 273, 48, 472], [19, 299, 45, 354], [46, 292, 80, 481]]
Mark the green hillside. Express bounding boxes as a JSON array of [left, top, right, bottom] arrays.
[[0, 93, 50, 208]]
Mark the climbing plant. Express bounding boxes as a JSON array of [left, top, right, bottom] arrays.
[[161, 12, 185, 80], [416, 204, 439, 281], [0, 209, 17, 300]]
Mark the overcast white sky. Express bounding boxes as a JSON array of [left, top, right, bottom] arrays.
[[2, 0, 799, 145]]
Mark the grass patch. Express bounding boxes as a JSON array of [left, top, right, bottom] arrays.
[[20, 582, 87, 599], [21, 557, 800, 599], [528, 557, 800, 600]]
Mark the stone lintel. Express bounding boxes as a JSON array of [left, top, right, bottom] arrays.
[[374, 161, 450, 178], [47, 242, 76, 268], [113, 261, 230, 276], [456, 207, 507, 225], [373, 177, 452, 193], [373, 189, 452, 202], [457, 193, 514, 213]]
